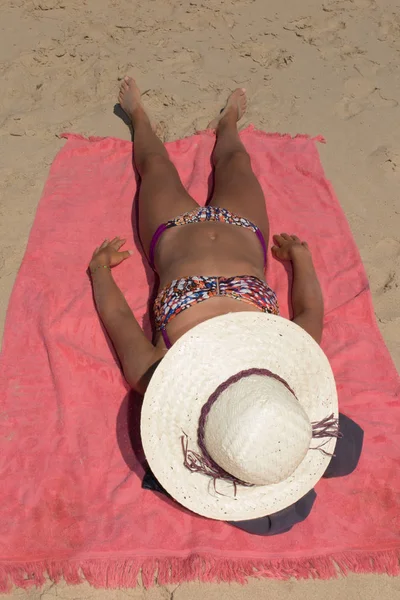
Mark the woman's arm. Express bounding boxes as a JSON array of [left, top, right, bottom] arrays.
[[89, 237, 160, 392], [272, 234, 324, 344]]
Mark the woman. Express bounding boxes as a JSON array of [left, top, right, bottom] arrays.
[[90, 78, 322, 391], [89, 77, 363, 535]]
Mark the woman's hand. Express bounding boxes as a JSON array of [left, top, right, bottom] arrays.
[[90, 237, 132, 272], [272, 233, 310, 261]]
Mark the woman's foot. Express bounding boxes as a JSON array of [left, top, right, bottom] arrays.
[[207, 88, 247, 130], [118, 76, 145, 123]]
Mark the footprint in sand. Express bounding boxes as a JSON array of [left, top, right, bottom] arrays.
[[363, 238, 400, 300], [236, 40, 294, 70], [283, 14, 346, 52], [335, 76, 399, 119], [323, 0, 376, 11], [368, 145, 400, 176], [377, 13, 400, 48], [32, 0, 64, 10]]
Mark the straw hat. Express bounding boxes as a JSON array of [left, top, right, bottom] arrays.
[[141, 313, 338, 521]]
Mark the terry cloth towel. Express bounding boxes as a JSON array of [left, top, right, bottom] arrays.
[[0, 126, 399, 591]]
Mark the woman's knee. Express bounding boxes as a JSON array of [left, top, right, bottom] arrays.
[[215, 148, 251, 170], [139, 152, 175, 177]]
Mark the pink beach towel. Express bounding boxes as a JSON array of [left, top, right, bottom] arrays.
[[1, 126, 399, 591]]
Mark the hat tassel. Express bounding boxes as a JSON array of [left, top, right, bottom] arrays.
[[181, 433, 252, 496], [311, 413, 342, 456]]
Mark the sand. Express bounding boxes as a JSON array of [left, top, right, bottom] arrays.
[[1, 0, 399, 598]]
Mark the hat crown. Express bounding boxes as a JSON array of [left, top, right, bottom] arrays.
[[203, 374, 312, 485]]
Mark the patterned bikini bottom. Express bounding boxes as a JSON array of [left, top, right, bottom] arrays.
[[154, 274, 279, 349]]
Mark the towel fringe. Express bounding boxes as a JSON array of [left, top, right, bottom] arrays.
[[1, 550, 400, 591], [60, 126, 327, 145]]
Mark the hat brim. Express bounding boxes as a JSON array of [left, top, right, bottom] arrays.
[[141, 313, 338, 521]]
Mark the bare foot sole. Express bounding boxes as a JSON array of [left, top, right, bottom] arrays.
[[118, 76, 143, 121], [207, 88, 247, 129]]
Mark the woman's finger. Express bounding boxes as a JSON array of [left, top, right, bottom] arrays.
[[280, 233, 291, 240], [120, 250, 133, 261], [291, 235, 300, 242], [100, 239, 109, 249], [273, 234, 284, 245], [271, 245, 279, 254], [113, 239, 126, 250], [302, 241, 309, 249], [110, 237, 120, 245]]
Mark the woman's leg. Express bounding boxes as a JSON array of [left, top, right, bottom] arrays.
[[119, 77, 198, 254], [208, 89, 269, 244]]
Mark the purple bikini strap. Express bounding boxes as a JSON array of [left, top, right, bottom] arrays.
[[149, 223, 169, 271], [161, 327, 172, 349], [255, 228, 268, 267]]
